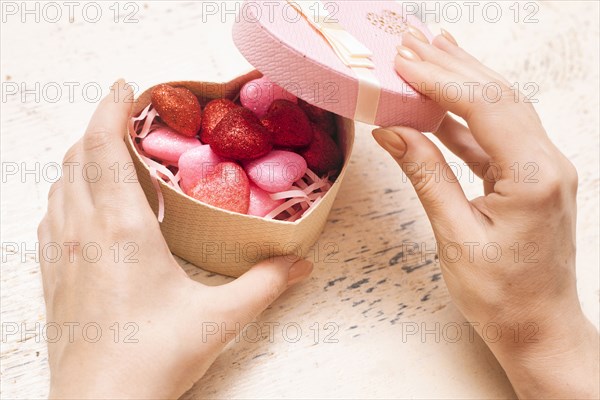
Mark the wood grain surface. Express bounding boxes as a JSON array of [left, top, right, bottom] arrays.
[[1, 1, 598, 399]]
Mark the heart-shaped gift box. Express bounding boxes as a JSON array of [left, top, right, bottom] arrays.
[[126, 1, 444, 277], [126, 70, 355, 277]]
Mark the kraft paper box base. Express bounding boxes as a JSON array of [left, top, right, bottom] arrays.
[[126, 70, 355, 277]]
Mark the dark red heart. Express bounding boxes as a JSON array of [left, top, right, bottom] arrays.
[[199, 98, 238, 144], [298, 99, 337, 137], [210, 107, 272, 161], [298, 123, 343, 176], [261, 100, 314, 148], [151, 84, 202, 137]]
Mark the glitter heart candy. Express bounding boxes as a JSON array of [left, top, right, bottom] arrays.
[[141, 126, 202, 164], [151, 84, 202, 137], [188, 162, 250, 214], [199, 98, 238, 144], [245, 150, 307, 193], [298, 123, 343, 176], [240, 76, 297, 118], [261, 100, 314, 148], [210, 107, 272, 161], [178, 145, 224, 193], [298, 99, 337, 136], [248, 183, 284, 217]]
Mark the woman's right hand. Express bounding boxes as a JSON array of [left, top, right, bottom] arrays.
[[372, 28, 599, 398]]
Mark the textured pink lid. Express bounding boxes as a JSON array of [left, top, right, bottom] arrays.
[[233, 0, 445, 132]]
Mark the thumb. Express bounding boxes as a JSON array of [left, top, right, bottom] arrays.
[[372, 126, 471, 227], [215, 256, 313, 325]]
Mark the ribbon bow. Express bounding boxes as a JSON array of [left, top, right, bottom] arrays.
[[286, 0, 381, 124]]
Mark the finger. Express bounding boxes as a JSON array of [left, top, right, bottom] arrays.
[[394, 49, 542, 165], [403, 28, 510, 93], [372, 126, 475, 233], [394, 49, 475, 118], [431, 31, 543, 126], [37, 215, 51, 255], [434, 114, 491, 179], [47, 178, 63, 205], [214, 257, 313, 325], [46, 179, 66, 228], [402, 30, 491, 83], [60, 140, 93, 208], [82, 80, 145, 203], [430, 32, 511, 86], [37, 215, 56, 305], [435, 115, 497, 195]]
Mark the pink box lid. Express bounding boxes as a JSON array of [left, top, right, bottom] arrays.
[[232, 0, 445, 132]]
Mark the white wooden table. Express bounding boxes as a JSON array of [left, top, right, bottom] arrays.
[[1, 1, 598, 398]]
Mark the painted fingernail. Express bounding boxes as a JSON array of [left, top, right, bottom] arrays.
[[372, 128, 407, 159], [407, 25, 428, 43], [396, 45, 421, 61], [440, 28, 458, 45], [287, 259, 313, 286]]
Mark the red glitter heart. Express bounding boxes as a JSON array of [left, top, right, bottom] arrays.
[[298, 123, 343, 176], [199, 98, 238, 144], [298, 99, 337, 136], [261, 100, 314, 148], [188, 162, 250, 214], [210, 107, 272, 161], [151, 84, 202, 137]]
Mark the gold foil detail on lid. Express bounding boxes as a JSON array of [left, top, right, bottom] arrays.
[[367, 10, 409, 36]]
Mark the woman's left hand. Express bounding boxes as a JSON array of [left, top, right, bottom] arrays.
[[38, 80, 313, 399]]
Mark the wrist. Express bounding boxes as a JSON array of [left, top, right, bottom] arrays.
[[491, 309, 599, 399], [48, 358, 181, 400]]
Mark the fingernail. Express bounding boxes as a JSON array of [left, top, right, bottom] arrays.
[[372, 128, 407, 159], [440, 28, 458, 45], [287, 259, 313, 286], [111, 79, 125, 92], [396, 45, 421, 61], [407, 25, 428, 43]]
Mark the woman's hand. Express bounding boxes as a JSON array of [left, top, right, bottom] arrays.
[[373, 29, 599, 398], [37, 80, 313, 399]]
